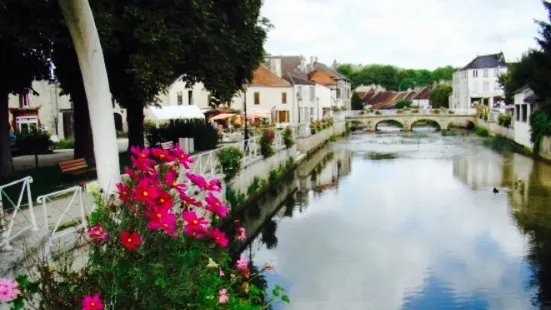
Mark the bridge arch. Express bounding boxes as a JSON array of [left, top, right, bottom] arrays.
[[375, 119, 405, 131], [411, 119, 442, 131]]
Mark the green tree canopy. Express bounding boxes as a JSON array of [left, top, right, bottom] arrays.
[[337, 64, 455, 91], [396, 99, 412, 109], [429, 85, 453, 108]]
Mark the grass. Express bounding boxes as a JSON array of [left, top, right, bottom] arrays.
[[53, 140, 75, 150], [364, 152, 399, 160], [475, 126, 489, 137]]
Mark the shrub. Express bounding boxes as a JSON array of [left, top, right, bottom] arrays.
[[53, 139, 74, 150], [412, 109, 420, 114], [15, 129, 52, 154], [498, 114, 512, 128], [432, 108, 441, 114], [448, 110, 455, 115], [396, 99, 412, 109], [225, 187, 246, 209], [259, 129, 275, 158], [375, 110, 382, 115], [217, 147, 244, 181], [329, 134, 337, 142], [475, 126, 489, 137], [4, 146, 288, 309], [247, 177, 261, 196], [282, 127, 294, 148], [269, 169, 279, 183], [144, 120, 218, 151]]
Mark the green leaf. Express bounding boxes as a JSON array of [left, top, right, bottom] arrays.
[[272, 288, 280, 297], [281, 295, 290, 303], [154, 276, 168, 289]]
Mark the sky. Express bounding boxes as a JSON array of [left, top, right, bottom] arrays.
[[261, 0, 549, 70]]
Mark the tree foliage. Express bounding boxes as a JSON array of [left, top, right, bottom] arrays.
[[337, 64, 455, 90], [351, 92, 364, 110], [0, 0, 57, 179], [395, 99, 412, 109], [429, 85, 453, 108]]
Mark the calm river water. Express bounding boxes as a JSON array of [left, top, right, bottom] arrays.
[[237, 127, 551, 310]]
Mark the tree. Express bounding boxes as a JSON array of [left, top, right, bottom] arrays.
[[90, 0, 270, 149], [395, 99, 412, 109], [429, 85, 453, 108], [431, 66, 455, 82], [57, 0, 121, 192], [351, 92, 364, 110], [0, 1, 54, 179], [498, 51, 539, 105]]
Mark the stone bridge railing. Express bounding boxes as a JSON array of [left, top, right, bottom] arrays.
[[346, 110, 477, 131]]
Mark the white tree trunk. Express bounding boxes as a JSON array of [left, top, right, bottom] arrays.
[[58, 0, 120, 193]]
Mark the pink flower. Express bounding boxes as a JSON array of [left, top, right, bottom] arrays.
[[151, 148, 174, 162], [206, 178, 222, 192], [186, 173, 207, 190], [218, 289, 229, 304], [147, 213, 177, 235], [116, 183, 132, 203], [134, 180, 160, 202], [236, 254, 248, 271], [171, 146, 194, 169], [130, 146, 156, 169], [182, 212, 208, 231], [120, 231, 142, 250], [219, 267, 225, 277], [130, 146, 150, 159], [205, 193, 229, 218], [82, 293, 104, 310], [180, 193, 202, 207], [210, 228, 229, 247], [164, 172, 186, 194], [236, 227, 246, 241], [88, 225, 108, 244], [184, 226, 207, 239], [0, 278, 20, 303], [156, 191, 174, 209]]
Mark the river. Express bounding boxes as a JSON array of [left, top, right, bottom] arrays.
[[236, 126, 551, 310]]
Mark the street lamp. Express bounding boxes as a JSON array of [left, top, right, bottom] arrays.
[[243, 86, 250, 151]]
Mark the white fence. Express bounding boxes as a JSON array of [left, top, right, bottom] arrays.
[[0, 177, 38, 250], [36, 186, 88, 248], [188, 130, 286, 178]]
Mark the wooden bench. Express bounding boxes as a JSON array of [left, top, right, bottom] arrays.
[[59, 158, 96, 184], [160, 141, 174, 150]]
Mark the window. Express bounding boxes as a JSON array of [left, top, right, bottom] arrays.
[[188, 90, 193, 105], [277, 111, 289, 123], [177, 91, 183, 105], [483, 69, 488, 78], [473, 70, 478, 78], [18, 91, 30, 108], [515, 105, 520, 121], [254, 92, 260, 105], [521, 104, 528, 122], [483, 81, 489, 92], [309, 87, 315, 100], [281, 92, 287, 104], [336, 88, 341, 99], [16, 116, 38, 133]]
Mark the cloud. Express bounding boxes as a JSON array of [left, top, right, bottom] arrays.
[[261, 0, 548, 69], [249, 148, 533, 310]]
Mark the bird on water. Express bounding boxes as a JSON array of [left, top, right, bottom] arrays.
[[493, 188, 499, 194]]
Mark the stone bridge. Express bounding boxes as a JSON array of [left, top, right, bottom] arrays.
[[346, 112, 477, 131]]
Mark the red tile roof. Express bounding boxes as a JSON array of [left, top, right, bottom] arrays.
[[251, 65, 291, 87], [308, 70, 337, 86], [412, 86, 431, 100]]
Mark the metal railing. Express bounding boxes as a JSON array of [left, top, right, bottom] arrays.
[[188, 130, 287, 178], [0, 176, 38, 250], [36, 186, 87, 247]]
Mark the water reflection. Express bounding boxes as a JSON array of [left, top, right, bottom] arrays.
[[235, 131, 551, 309]]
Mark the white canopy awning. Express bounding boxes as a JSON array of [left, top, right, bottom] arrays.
[[145, 105, 205, 126]]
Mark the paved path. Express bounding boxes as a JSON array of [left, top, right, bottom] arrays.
[[13, 139, 129, 172]]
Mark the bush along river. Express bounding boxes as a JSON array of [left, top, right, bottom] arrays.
[[231, 127, 551, 310]]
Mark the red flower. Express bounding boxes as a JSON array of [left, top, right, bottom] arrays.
[[116, 183, 132, 203], [82, 293, 104, 310], [164, 172, 186, 194], [180, 193, 202, 207], [210, 228, 229, 247], [205, 178, 222, 192], [182, 212, 208, 231], [151, 148, 174, 162], [120, 231, 142, 250], [88, 225, 108, 244], [147, 213, 177, 235], [156, 191, 174, 209], [171, 146, 193, 169], [205, 193, 229, 218], [130, 146, 150, 159], [135, 180, 160, 202], [186, 173, 207, 190], [184, 225, 207, 239]]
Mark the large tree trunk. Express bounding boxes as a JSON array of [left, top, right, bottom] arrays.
[[126, 102, 145, 149], [73, 95, 95, 165], [0, 93, 15, 180], [58, 0, 120, 193]]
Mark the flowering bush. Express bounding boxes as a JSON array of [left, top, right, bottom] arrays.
[[2, 145, 288, 309], [217, 147, 244, 181], [282, 127, 294, 148], [259, 129, 275, 158]]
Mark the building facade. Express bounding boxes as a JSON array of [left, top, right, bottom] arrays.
[[513, 86, 535, 149], [7, 80, 127, 140], [451, 53, 508, 110]]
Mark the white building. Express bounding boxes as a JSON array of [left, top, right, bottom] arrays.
[[451, 53, 508, 110], [513, 86, 536, 149], [156, 80, 211, 109], [8, 80, 126, 140]]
